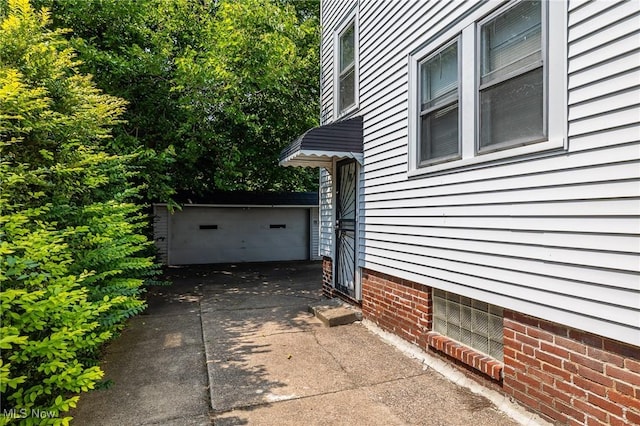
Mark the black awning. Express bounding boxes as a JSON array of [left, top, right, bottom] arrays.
[[279, 116, 363, 168]]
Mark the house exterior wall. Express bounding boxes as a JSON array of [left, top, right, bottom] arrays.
[[364, 269, 640, 425], [503, 310, 640, 425], [318, 0, 639, 345], [318, 0, 640, 423], [320, 0, 359, 124], [310, 206, 321, 260], [322, 256, 333, 298], [319, 168, 333, 257]]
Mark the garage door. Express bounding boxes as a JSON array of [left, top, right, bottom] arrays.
[[169, 207, 309, 265]]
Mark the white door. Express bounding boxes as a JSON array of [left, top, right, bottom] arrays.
[[169, 207, 309, 265]]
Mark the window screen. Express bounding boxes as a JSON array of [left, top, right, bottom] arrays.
[[419, 41, 459, 163], [479, 0, 544, 150]]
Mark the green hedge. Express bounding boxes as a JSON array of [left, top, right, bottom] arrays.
[[1, 1, 158, 424]]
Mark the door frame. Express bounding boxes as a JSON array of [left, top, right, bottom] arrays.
[[332, 158, 361, 300]]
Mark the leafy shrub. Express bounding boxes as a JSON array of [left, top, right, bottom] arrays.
[[0, 1, 158, 423]]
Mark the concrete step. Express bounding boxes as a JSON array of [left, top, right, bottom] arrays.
[[308, 299, 362, 327]]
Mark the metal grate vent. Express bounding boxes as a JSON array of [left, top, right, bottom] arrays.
[[433, 289, 504, 361]]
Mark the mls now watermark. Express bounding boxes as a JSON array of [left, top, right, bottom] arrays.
[[2, 408, 57, 420]]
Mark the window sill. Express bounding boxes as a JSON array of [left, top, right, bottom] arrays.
[[426, 331, 503, 381], [335, 104, 359, 121], [409, 137, 566, 179]]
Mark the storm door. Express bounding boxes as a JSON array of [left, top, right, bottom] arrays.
[[334, 159, 358, 298]]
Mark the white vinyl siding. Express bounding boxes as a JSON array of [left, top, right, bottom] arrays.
[[319, 167, 333, 257], [319, 0, 359, 260], [311, 207, 321, 260], [348, 0, 640, 346], [322, 0, 358, 122]]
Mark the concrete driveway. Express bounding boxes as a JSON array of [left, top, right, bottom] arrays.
[[72, 261, 544, 425]]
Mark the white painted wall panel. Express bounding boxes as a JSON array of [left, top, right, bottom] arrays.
[[569, 87, 640, 121], [349, 0, 640, 346]]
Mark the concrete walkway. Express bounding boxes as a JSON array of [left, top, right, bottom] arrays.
[[72, 261, 540, 425]]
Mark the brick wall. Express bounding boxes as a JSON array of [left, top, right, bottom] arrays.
[[361, 268, 503, 384], [361, 269, 431, 350], [360, 268, 640, 424], [321, 257, 333, 298], [504, 310, 640, 425]]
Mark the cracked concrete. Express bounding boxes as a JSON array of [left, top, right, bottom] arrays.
[[72, 261, 547, 425], [199, 262, 535, 425]]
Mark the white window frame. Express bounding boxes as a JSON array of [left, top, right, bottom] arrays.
[[334, 10, 359, 119], [417, 37, 462, 167], [408, 0, 567, 177]]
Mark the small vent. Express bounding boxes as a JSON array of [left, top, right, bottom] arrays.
[[199, 225, 218, 230], [270, 224, 286, 229]]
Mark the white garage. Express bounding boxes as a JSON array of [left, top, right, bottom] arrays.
[[153, 192, 320, 265]]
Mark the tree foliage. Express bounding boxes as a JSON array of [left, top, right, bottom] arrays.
[[35, 0, 320, 200], [0, 1, 156, 422]]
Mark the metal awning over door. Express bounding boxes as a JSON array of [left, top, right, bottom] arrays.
[[279, 116, 364, 168]]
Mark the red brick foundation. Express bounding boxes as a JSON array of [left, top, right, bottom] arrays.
[[361, 268, 431, 348], [504, 310, 640, 426], [361, 268, 502, 383], [321, 257, 333, 298], [360, 267, 640, 425], [427, 331, 503, 381]]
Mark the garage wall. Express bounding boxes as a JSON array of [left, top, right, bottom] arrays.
[[153, 204, 169, 264], [154, 205, 320, 265]]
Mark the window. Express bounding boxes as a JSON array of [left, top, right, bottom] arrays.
[[433, 289, 504, 361], [335, 15, 358, 117], [408, 1, 565, 175], [479, 0, 544, 151], [419, 40, 460, 164]]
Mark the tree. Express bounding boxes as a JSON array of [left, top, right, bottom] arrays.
[[0, 1, 155, 421], [35, 0, 320, 200], [174, 0, 320, 192]]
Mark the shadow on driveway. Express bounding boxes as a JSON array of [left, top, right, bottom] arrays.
[[72, 261, 526, 426]]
